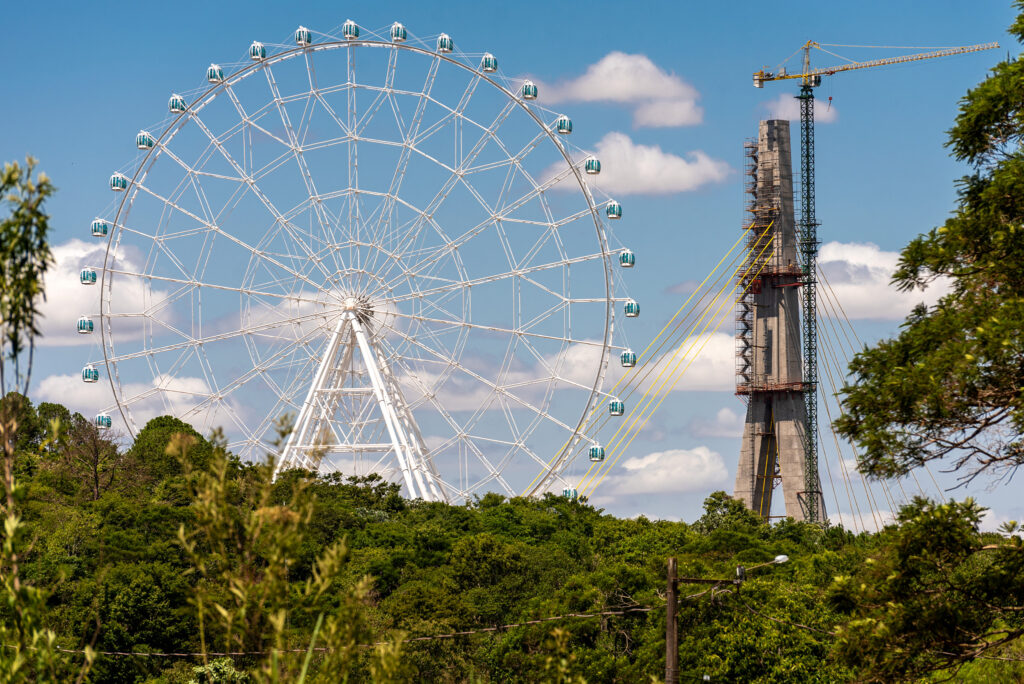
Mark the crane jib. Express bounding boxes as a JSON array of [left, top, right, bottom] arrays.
[[753, 41, 999, 85]]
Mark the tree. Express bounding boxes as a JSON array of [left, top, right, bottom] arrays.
[[836, 6, 1024, 486], [62, 414, 125, 501], [828, 498, 1024, 682], [0, 158, 93, 680]]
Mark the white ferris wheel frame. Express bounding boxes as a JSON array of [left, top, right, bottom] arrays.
[[95, 29, 621, 501]]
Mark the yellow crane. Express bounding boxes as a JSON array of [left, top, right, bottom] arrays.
[[750, 39, 998, 523], [753, 40, 999, 87]]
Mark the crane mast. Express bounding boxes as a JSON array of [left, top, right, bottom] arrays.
[[747, 40, 998, 524]]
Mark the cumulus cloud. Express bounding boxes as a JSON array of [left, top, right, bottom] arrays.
[[759, 93, 838, 123], [635, 332, 736, 392], [602, 446, 728, 495], [980, 508, 1019, 533], [829, 508, 896, 532], [537, 52, 702, 128], [819, 241, 950, 320], [545, 132, 730, 196], [553, 331, 735, 396], [35, 372, 243, 436], [690, 407, 744, 438], [37, 239, 171, 346]]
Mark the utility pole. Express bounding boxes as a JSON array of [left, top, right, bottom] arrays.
[[665, 557, 678, 684]]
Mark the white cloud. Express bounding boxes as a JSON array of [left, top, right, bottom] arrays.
[[34, 372, 243, 437], [37, 239, 170, 346], [980, 508, 1019, 533], [634, 332, 736, 392], [690, 407, 744, 438], [759, 93, 838, 123], [538, 52, 702, 128], [553, 331, 736, 397], [829, 508, 896, 532], [819, 241, 949, 320], [545, 132, 730, 196], [603, 446, 728, 495]]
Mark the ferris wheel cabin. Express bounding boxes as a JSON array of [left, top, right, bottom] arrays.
[[619, 249, 635, 268], [624, 299, 640, 318], [95, 414, 112, 429], [436, 33, 454, 52], [521, 80, 538, 100], [588, 444, 605, 462], [80, 268, 97, 285], [77, 316, 94, 334], [249, 41, 266, 61], [295, 26, 312, 46], [168, 94, 187, 114], [606, 200, 622, 219], [390, 22, 407, 42], [608, 398, 625, 416], [620, 349, 637, 368], [82, 365, 99, 383], [206, 64, 224, 83], [342, 20, 359, 40], [91, 219, 109, 237]]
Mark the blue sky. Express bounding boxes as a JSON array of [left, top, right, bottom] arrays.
[[2, 1, 1019, 526]]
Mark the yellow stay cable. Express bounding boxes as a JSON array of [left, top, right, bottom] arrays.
[[579, 235, 775, 494], [584, 240, 777, 495], [572, 244, 753, 489], [816, 269, 915, 514], [588, 247, 776, 496], [817, 312, 880, 531], [817, 268, 946, 504], [521, 227, 753, 495]]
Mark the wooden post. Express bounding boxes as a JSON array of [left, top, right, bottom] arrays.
[[666, 556, 678, 684]]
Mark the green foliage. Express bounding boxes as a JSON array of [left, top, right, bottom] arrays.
[[0, 156, 54, 395], [828, 498, 1024, 682]]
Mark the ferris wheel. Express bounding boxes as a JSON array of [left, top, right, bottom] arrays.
[[78, 21, 638, 502]]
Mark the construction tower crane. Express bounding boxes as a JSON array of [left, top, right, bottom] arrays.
[[751, 40, 998, 523]]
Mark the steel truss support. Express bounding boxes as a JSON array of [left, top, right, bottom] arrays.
[[797, 84, 824, 523], [276, 311, 444, 502]]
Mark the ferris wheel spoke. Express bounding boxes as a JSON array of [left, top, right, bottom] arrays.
[[263, 63, 339, 266], [380, 323, 576, 437], [387, 351, 512, 498], [385, 308, 603, 351], [221, 82, 294, 151], [386, 165, 577, 285], [304, 53, 352, 137], [363, 55, 441, 278], [411, 71, 482, 148], [106, 308, 334, 364], [179, 322, 329, 423], [103, 268, 322, 307], [185, 108, 342, 281], [381, 253, 593, 305]]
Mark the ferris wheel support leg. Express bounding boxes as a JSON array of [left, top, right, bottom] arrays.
[[376, 357, 447, 503], [276, 319, 347, 480], [348, 313, 429, 500]]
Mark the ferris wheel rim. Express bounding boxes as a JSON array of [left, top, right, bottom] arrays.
[[97, 31, 616, 497]]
